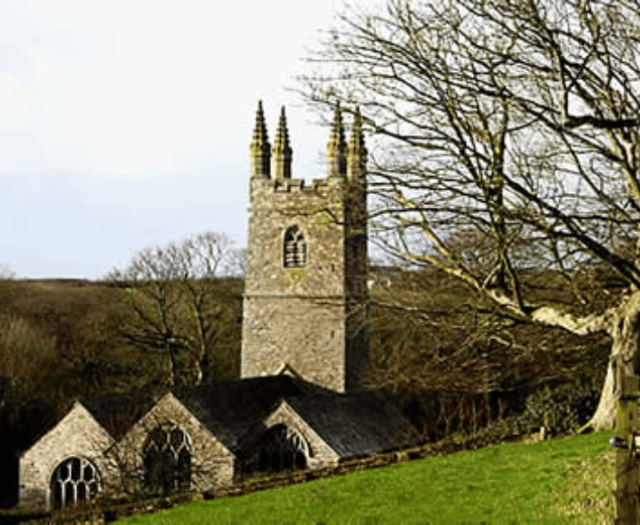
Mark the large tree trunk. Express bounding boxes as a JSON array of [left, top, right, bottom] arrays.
[[582, 291, 640, 431], [585, 359, 617, 431]]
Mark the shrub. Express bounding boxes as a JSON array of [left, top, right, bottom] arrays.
[[516, 383, 600, 435]]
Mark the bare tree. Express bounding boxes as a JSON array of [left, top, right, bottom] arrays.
[[107, 232, 239, 386], [368, 266, 609, 394], [0, 264, 16, 280], [0, 313, 56, 383], [302, 0, 640, 431], [173, 232, 239, 383], [225, 247, 246, 278], [107, 246, 189, 387]]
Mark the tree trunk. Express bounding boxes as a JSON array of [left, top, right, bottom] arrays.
[[583, 291, 640, 431], [166, 343, 176, 387], [194, 309, 208, 385], [585, 359, 617, 431], [613, 364, 639, 525]]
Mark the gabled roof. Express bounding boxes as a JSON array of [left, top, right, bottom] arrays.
[[173, 375, 309, 453], [175, 375, 420, 458], [18, 400, 113, 458], [20, 375, 421, 461], [83, 389, 163, 440], [285, 390, 421, 457]]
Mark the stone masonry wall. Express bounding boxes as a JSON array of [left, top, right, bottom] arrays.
[[242, 178, 351, 391], [112, 393, 235, 495], [242, 296, 347, 391], [244, 178, 346, 297], [262, 401, 340, 469], [18, 403, 120, 511]]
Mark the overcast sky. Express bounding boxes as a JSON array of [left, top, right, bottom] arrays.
[[0, 0, 378, 279]]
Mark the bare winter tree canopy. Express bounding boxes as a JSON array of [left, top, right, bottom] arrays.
[[106, 232, 241, 386], [0, 264, 16, 280], [301, 0, 640, 430]]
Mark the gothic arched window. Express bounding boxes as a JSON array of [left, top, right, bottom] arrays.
[[255, 424, 309, 473], [143, 423, 192, 494], [50, 456, 100, 509], [284, 226, 306, 268]]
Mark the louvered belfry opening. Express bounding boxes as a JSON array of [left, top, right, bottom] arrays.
[[50, 457, 100, 509], [283, 226, 306, 268], [143, 423, 192, 494]]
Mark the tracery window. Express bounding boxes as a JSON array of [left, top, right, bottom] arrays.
[[283, 226, 306, 268], [143, 423, 192, 493], [256, 424, 309, 473], [50, 456, 100, 509]]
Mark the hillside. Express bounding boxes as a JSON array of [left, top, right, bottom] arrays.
[[0, 270, 612, 434], [112, 431, 616, 524], [0, 269, 616, 508]]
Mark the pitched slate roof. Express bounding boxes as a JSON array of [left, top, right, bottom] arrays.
[[83, 389, 162, 440], [285, 390, 421, 457], [174, 375, 420, 458], [22, 375, 421, 461], [173, 375, 306, 453]]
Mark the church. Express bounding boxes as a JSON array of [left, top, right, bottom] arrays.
[[16, 102, 420, 511]]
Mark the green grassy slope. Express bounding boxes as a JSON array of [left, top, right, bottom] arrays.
[[116, 431, 618, 524]]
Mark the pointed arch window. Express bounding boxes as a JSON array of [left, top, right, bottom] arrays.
[[284, 226, 306, 268], [50, 456, 100, 509], [143, 423, 192, 494], [255, 424, 309, 473]]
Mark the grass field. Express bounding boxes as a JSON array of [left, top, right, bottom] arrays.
[[117, 431, 620, 524]]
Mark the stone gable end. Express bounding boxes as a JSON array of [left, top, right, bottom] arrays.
[[263, 400, 340, 468], [18, 402, 118, 510], [113, 392, 235, 493]]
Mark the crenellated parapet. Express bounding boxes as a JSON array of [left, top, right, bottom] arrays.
[[249, 101, 366, 196]]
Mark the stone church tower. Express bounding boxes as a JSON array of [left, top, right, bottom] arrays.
[[241, 101, 368, 392]]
